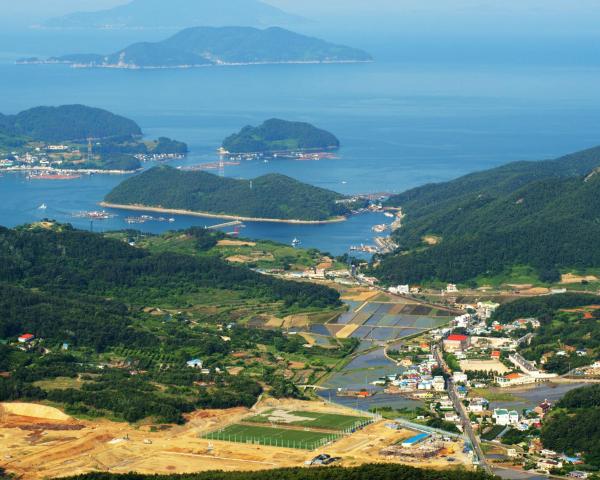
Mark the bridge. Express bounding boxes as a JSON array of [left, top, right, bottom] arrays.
[[206, 221, 243, 230]]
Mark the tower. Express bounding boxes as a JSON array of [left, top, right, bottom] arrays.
[[87, 138, 93, 162]]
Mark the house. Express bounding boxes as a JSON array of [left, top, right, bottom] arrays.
[[444, 411, 459, 422], [493, 408, 519, 426], [18, 333, 35, 343], [453, 372, 468, 384], [432, 376, 446, 392], [537, 459, 563, 472], [444, 334, 470, 352], [446, 284, 459, 293], [186, 358, 203, 369], [496, 372, 538, 388], [439, 398, 455, 410], [467, 398, 489, 413], [389, 285, 410, 295], [476, 301, 500, 320], [491, 350, 501, 360]]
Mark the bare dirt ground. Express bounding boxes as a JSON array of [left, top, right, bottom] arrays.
[[1, 399, 472, 479], [560, 273, 599, 284], [459, 360, 510, 374], [217, 240, 257, 247]]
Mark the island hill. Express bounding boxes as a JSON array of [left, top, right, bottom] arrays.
[[0, 105, 187, 174], [222, 118, 340, 157], [18, 26, 372, 69], [42, 0, 304, 30], [103, 165, 358, 223]]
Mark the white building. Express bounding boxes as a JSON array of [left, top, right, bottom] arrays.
[[389, 285, 410, 295], [453, 372, 468, 384], [493, 408, 519, 426]]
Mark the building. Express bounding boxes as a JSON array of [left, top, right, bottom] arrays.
[[389, 285, 410, 295], [443, 334, 470, 352], [18, 333, 35, 343], [446, 284, 459, 293], [467, 398, 489, 413], [493, 408, 519, 426], [432, 376, 446, 392], [453, 372, 468, 383], [477, 301, 500, 320], [186, 358, 203, 369], [401, 433, 430, 448]]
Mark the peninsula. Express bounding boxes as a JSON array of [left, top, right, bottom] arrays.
[[222, 118, 340, 155], [104, 166, 353, 222], [19, 26, 372, 69], [0, 105, 187, 174]]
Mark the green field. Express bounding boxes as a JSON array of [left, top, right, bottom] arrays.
[[202, 424, 342, 450], [246, 410, 372, 432]]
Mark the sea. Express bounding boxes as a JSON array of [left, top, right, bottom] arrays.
[[2, 29, 600, 255]]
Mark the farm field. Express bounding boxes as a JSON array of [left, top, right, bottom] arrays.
[[203, 423, 341, 450], [246, 409, 371, 431]]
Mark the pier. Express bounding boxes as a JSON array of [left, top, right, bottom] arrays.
[[206, 221, 243, 230]]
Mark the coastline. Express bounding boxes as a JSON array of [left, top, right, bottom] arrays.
[[99, 202, 348, 224], [1, 166, 138, 175], [17, 59, 373, 70]]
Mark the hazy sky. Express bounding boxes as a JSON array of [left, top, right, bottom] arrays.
[[2, 0, 600, 35]]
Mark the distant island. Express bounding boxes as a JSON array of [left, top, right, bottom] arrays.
[[18, 27, 372, 69], [222, 119, 340, 155], [0, 105, 187, 174], [42, 0, 304, 30], [103, 165, 355, 222]]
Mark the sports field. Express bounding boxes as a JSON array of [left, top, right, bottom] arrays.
[[246, 409, 372, 431], [203, 423, 341, 450]]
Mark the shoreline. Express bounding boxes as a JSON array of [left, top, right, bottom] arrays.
[[1, 166, 138, 175], [17, 59, 373, 70], [99, 202, 348, 225]]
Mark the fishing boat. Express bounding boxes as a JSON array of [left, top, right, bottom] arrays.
[[292, 238, 301, 247]]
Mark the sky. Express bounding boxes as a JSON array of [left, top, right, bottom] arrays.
[[2, 0, 600, 36]]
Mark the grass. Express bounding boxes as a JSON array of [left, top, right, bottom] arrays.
[[33, 376, 86, 390], [202, 424, 341, 450], [481, 424, 506, 441], [246, 410, 371, 431], [468, 388, 521, 402]]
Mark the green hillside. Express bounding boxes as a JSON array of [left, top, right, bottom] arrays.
[[0, 104, 142, 142], [33, 27, 371, 68], [375, 146, 600, 284], [105, 166, 349, 221], [0, 223, 342, 422], [223, 118, 340, 154], [542, 384, 600, 467], [63, 464, 495, 480]]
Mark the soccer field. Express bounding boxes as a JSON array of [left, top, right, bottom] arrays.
[[202, 424, 341, 450], [247, 409, 372, 432]]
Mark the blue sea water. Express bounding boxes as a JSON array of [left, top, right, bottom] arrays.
[[2, 30, 600, 254]]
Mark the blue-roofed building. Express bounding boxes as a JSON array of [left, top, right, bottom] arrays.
[[402, 433, 430, 447], [186, 358, 203, 369]]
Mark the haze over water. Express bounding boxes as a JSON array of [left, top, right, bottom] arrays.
[[2, 17, 600, 254]]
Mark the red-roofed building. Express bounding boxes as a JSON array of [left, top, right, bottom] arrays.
[[18, 333, 35, 343], [491, 350, 501, 359], [444, 334, 470, 352]]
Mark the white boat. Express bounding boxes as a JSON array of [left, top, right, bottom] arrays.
[[292, 238, 301, 247], [384, 212, 395, 218], [38, 203, 47, 210]]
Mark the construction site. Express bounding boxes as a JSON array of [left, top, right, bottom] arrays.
[[0, 399, 472, 479]]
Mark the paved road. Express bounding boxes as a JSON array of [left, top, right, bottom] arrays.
[[433, 344, 492, 475]]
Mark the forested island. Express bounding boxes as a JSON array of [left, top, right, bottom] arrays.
[[0, 105, 187, 173], [103, 166, 354, 222], [0, 223, 345, 423], [222, 118, 340, 154], [373, 145, 600, 285], [20, 27, 372, 69]]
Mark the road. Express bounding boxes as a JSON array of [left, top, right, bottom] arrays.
[[432, 344, 492, 475]]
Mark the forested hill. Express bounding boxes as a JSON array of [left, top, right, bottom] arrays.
[[0, 105, 142, 142], [374, 145, 600, 284], [105, 166, 349, 221], [541, 384, 600, 466], [64, 464, 495, 480], [0, 224, 340, 314], [223, 118, 340, 154], [31, 27, 371, 68]]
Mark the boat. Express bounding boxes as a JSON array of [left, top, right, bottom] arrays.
[[292, 238, 301, 247], [371, 224, 389, 233], [384, 212, 395, 218], [38, 203, 47, 210]]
